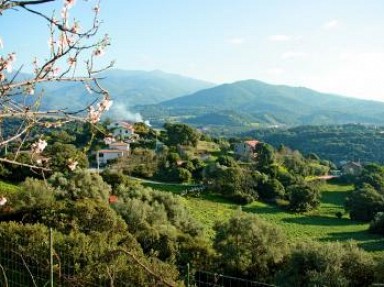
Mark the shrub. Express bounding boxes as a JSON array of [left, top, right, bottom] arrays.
[[50, 170, 111, 201], [345, 184, 384, 221], [286, 183, 321, 212], [275, 241, 375, 287], [213, 212, 288, 282], [369, 212, 384, 235]]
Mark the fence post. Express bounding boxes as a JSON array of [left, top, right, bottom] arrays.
[[186, 263, 190, 287], [49, 228, 53, 287]]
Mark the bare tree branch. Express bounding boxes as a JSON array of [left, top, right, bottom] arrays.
[[0, 263, 9, 287], [0, 0, 112, 171]]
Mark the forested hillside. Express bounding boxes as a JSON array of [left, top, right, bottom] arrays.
[[245, 124, 384, 164], [137, 79, 384, 129]]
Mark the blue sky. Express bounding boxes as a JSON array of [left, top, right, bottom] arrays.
[[2, 0, 384, 100]]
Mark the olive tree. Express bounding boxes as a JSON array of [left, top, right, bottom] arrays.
[[213, 212, 288, 282]]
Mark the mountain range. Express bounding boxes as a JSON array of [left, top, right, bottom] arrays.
[[20, 69, 384, 130], [136, 79, 384, 130], [35, 69, 214, 113]]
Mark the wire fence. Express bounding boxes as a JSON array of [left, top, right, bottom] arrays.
[[0, 228, 176, 287], [0, 228, 278, 287], [190, 270, 276, 287], [2, 229, 381, 287]]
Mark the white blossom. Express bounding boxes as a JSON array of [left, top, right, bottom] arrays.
[[67, 57, 76, 66], [0, 37, 3, 49], [4, 61, 12, 73], [26, 85, 35, 95], [0, 197, 7, 206], [31, 139, 48, 154], [103, 137, 115, 145], [67, 160, 78, 171], [93, 47, 105, 57], [71, 22, 80, 33], [4, 53, 16, 73], [87, 106, 101, 123], [58, 33, 69, 50], [64, 0, 76, 9], [99, 98, 113, 111]]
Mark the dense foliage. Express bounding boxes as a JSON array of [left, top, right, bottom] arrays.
[[213, 212, 288, 282], [2, 121, 384, 286], [345, 164, 384, 222], [246, 124, 384, 164], [275, 241, 375, 287]]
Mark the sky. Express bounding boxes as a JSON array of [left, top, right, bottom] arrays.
[[1, 0, 384, 101]]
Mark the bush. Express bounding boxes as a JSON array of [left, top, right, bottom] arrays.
[[213, 212, 288, 282], [369, 212, 384, 235], [275, 241, 375, 287], [258, 178, 285, 201], [345, 184, 384, 221], [50, 170, 111, 201], [15, 178, 55, 210], [286, 183, 321, 212], [230, 193, 254, 204], [101, 169, 135, 189]]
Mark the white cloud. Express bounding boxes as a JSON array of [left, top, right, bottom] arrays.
[[323, 19, 340, 30], [281, 51, 308, 60], [228, 37, 245, 45], [268, 35, 291, 42]]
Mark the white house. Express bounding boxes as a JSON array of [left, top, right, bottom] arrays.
[[107, 121, 135, 140], [233, 140, 260, 159], [97, 142, 130, 166]]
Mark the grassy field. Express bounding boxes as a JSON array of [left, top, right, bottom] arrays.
[[144, 181, 384, 256]]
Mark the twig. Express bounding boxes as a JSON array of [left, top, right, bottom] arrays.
[[13, 251, 38, 287], [0, 263, 9, 287], [0, 158, 51, 171], [109, 249, 177, 287]]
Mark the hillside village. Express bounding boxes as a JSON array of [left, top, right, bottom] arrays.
[[2, 0, 384, 285], [1, 117, 384, 286], [94, 120, 361, 180]]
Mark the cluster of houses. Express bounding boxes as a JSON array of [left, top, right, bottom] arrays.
[[97, 122, 362, 177], [233, 140, 362, 176], [97, 121, 135, 166]]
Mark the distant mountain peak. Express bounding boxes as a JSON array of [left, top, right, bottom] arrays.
[[137, 79, 384, 128]]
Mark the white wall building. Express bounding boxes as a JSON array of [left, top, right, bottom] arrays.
[[107, 121, 135, 140], [97, 142, 130, 165]]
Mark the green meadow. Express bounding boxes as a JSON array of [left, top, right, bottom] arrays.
[[144, 181, 384, 256]]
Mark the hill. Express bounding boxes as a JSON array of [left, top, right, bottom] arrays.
[[33, 69, 215, 116], [245, 124, 384, 164], [137, 79, 384, 129]]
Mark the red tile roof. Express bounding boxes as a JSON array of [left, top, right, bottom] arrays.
[[119, 122, 135, 131], [245, 140, 259, 148], [109, 195, 119, 204]]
